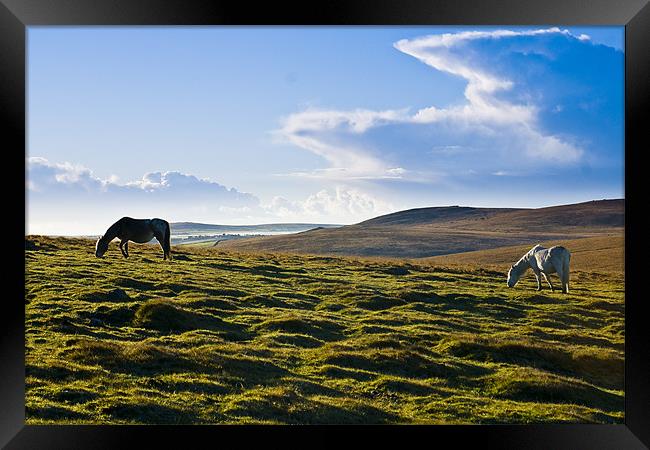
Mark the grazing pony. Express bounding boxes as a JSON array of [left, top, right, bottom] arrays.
[[507, 244, 570, 293], [95, 217, 172, 260]]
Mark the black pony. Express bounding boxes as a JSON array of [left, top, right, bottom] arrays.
[[95, 217, 172, 260]]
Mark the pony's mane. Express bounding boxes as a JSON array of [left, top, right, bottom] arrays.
[[510, 244, 544, 279], [98, 220, 121, 243], [510, 253, 531, 277]]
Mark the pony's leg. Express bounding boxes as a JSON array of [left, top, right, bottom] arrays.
[[561, 267, 569, 294], [119, 240, 128, 258], [124, 241, 129, 257], [156, 228, 172, 260], [542, 273, 554, 292], [154, 232, 166, 259], [532, 269, 542, 291]]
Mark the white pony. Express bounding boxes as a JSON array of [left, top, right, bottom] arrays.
[[507, 244, 571, 293]]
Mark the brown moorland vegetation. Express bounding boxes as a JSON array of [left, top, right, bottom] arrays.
[[218, 200, 623, 258]]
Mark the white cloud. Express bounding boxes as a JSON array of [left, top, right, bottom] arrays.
[[265, 187, 393, 223], [393, 28, 584, 163], [28, 157, 258, 206], [27, 157, 107, 192], [27, 157, 396, 233], [281, 108, 406, 135], [277, 27, 587, 182], [27, 157, 262, 233], [276, 108, 409, 180], [395, 27, 582, 48]]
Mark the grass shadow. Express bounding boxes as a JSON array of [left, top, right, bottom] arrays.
[[133, 299, 250, 340], [445, 339, 623, 390], [251, 316, 347, 342], [101, 402, 200, 424]]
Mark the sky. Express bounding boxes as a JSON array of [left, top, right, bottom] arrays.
[[26, 26, 624, 235]]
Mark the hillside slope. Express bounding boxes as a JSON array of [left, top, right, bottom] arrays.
[[219, 200, 624, 258]]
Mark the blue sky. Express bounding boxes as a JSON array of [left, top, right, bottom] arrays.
[[27, 26, 624, 235]]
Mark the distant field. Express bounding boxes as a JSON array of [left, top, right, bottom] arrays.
[[175, 239, 221, 247], [423, 235, 624, 274], [25, 236, 624, 424]]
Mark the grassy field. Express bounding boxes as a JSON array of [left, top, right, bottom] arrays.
[[25, 236, 624, 424]]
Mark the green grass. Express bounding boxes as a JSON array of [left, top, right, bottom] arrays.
[[25, 236, 624, 424]]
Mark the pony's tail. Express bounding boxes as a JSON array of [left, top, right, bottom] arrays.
[[165, 221, 172, 260], [566, 251, 571, 293], [563, 251, 571, 293]]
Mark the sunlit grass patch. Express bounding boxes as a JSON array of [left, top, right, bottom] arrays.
[[482, 367, 623, 413]]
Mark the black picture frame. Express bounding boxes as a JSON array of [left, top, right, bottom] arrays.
[[3, 0, 648, 448]]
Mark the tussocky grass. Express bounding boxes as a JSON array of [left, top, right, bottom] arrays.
[[25, 236, 624, 424]]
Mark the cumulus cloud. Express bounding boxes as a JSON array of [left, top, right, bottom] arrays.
[[26, 157, 394, 233], [27, 157, 106, 193], [124, 171, 258, 206], [28, 157, 258, 206], [275, 27, 620, 181], [27, 157, 262, 233], [265, 187, 393, 223]]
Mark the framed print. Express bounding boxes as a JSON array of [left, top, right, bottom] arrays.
[[3, 0, 649, 448]]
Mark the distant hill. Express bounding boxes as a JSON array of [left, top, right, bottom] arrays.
[[218, 199, 624, 258], [358, 199, 623, 230], [357, 205, 515, 227]]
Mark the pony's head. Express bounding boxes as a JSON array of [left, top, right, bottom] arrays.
[[95, 236, 109, 258], [507, 264, 520, 288], [507, 255, 531, 288]]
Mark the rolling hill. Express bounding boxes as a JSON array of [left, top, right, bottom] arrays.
[[218, 199, 624, 258]]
